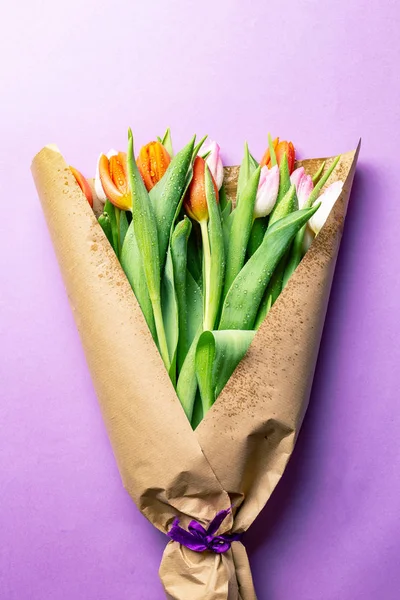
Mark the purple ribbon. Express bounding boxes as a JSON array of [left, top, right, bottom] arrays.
[[167, 507, 241, 554]]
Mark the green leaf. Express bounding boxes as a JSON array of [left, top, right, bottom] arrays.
[[120, 224, 157, 341], [192, 135, 207, 161], [237, 142, 258, 205], [202, 166, 225, 330], [101, 200, 119, 254], [127, 129, 170, 369], [268, 183, 298, 227], [195, 330, 255, 414], [186, 270, 203, 350], [254, 292, 272, 329], [161, 247, 179, 385], [219, 204, 320, 330], [219, 184, 229, 212], [161, 127, 174, 158], [312, 161, 326, 185], [247, 217, 268, 257], [170, 218, 192, 372], [186, 223, 203, 284], [221, 200, 233, 259], [176, 328, 202, 421], [268, 153, 291, 224], [120, 210, 129, 247], [191, 390, 204, 429], [254, 252, 288, 329], [223, 167, 261, 299], [282, 229, 305, 289], [98, 211, 113, 248], [149, 137, 195, 264]]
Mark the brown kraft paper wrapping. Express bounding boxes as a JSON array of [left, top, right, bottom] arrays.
[[31, 142, 360, 600]]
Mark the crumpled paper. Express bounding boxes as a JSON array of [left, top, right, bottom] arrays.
[[31, 142, 359, 599]]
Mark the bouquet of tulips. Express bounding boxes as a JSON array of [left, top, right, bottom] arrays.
[[32, 132, 359, 600], [71, 130, 343, 426]]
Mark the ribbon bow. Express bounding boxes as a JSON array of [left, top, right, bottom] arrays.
[[167, 507, 241, 554]]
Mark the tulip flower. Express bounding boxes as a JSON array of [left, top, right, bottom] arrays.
[[136, 141, 171, 191], [184, 156, 219, 223], [70, 166, 93, 208], [201, 140, 224, 190], [253, 165, 279, 219], [184, 157, 221, 331], [309, 181, 344, 234], [98, 151, 131, 212], [95, 149, 118, 203], [290, 166, 314, 208], [261, 137, 296, 174]]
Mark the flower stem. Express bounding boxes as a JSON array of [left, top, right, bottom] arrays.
[[115, 207, 121, 258], [200, 219, 213, 331], [152, 297, 171, 371]]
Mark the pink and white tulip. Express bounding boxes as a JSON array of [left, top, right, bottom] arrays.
[[309, 181, 344, 234], [253, 165, 280, 219], [95, 148, 118, 203], [202, 140, 224, 190], [290, 166, 314, 208]]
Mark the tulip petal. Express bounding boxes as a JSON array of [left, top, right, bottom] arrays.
[[202, 140, 224, 190], [95, 149, 118, 203], [309, 181, 344, 234], [99, 154, 131, 211], [69, 166, 93, 208], [253, 165, 279, 218]]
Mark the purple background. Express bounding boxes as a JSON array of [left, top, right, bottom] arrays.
[[1, 1, 399, 598]]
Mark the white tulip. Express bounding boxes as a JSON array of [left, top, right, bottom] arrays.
[[309, 181, 344, 234]]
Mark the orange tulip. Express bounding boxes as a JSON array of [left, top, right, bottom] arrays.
[[184, 156, 219, 223], [261, 138, 296, 174], [137, 141, 171, 191], [70, 166, 93, 208], [98, 152, 131, 211]]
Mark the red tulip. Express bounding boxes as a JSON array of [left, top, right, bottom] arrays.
[[98, 152, 131, 211], [137, 141, 171, 191], [184, 156, 219, 223], [261, 138, 296, 174], [70, 166, 93, 208]]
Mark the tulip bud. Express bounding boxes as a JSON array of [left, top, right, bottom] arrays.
[[95, 149, 118, 203], [309, 181, 344, 234], [184, 156, 219, 223], [69, 166, 93, 208], [290, 166, 314, 208], [261, 138, 296, 174], [202, 140, 224, 190], [253, 165, 279, 219], [137, 141, 171, 191], [275, 141, 296, 174], [260, 137, 279, 168], [98, 151, 132, 211]]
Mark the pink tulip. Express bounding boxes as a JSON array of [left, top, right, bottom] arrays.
[[202, 140, 224, 190], [309, 181, 344, 234], [290, 166, 314, 208], [253, 165, 279, 219]]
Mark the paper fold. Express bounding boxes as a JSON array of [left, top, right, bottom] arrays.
[[31, 142, 359, 600]]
